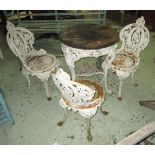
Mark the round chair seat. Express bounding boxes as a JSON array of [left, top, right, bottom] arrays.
[[62, 79, 105, 109], [27, 54, 57, 73], [112, 53, 139, 71]]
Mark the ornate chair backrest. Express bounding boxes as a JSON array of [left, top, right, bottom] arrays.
[[52, 68, 95, 105], [6, 21, 35, 63], [119, 16, 150, 56]]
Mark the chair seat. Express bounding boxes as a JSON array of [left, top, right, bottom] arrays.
[[60, 80, 105, 118], [27, 54, 57, 73], [112, 52, 139, 71]]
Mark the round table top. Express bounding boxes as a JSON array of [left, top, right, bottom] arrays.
[[58, 23, 119, 50]]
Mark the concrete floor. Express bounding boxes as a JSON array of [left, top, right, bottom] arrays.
[[0, 20, 155, 145]]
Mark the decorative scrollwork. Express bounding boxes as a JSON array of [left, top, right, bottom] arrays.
[[111, 17, 150, 99], [6, 21, 59, 99], [119, 16, 150, 55], [6, 21, 36, 62], [52, 68, 95, 105]]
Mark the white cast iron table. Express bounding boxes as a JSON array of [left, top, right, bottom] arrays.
[[59, 23, 119, 93]]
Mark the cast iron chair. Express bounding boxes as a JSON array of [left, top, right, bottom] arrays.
[[6, 21, 59, 100], [52, 68, 106, 141], [103, 16, 150, 100]]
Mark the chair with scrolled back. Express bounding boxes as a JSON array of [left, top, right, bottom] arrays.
[[6, 21, 59, 100], [52, 68, 106, 141], [103, 16, 150, 100]]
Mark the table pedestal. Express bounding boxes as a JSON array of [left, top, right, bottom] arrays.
[[61, 43, 117, 93]]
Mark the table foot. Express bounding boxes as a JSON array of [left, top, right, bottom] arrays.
[[47, 97, 51, 101], [118, 97, 122, 101]]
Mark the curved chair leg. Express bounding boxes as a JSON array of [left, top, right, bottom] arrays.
[[131, 68, 137, 80], [118, 77, 126, 101], [22, 67, 30, 88], [100, 66, 112, 95], [57, 109, 68, 126], [86, 118, 93, 142], [131, 71, 135, 80], [43, 80, 51, 101], [104, 68, 112, 94], [101, 62, 112, 95]]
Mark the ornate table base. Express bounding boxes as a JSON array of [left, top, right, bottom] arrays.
[[61, 43, 117, 93]]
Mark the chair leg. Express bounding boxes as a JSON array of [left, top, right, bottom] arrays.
[[86, 118, 93, 142], [118, 77, 126, 100], [22, 67, 30, 88], [101, 62, 112, 95], [104, 67, 113, 95], [57, 109, 68, 126], [100, 106, 109, 116], [43, 80, 51, 101], [131, 69, 137, 80]]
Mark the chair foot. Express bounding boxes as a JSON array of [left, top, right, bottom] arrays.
[[87, 129, 93, 142], [118, 97, 122, 101], [47, 97, 51, 101], [100, 108, 109, 116], [86, 119, 93, 142], [57, 109, 68, 127], [57, 121, 64, 126], [43, 80, 51, 100]]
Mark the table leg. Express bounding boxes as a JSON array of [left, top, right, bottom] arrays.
[[64, 57, 76, 80], [22, 67, 30, 88], [68, 63, 76, 80], [61, 44, 76, 80]]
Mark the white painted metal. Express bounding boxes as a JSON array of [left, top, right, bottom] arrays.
[[52, 68, 105, 118], [107, 16, 150, 100], [6, 21, 59, 100], [61, 43, 117, 94]]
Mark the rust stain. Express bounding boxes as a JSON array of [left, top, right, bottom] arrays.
[[112, 53, 138, 70], [63, 79, 105, 109], [59, 24, 119, 49]]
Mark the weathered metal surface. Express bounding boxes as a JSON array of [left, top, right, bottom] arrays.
[[52, 68, 105, 119], [61, 43, 117, 95], [59, 24, 119, 49], [52, 68, 105, 141], [27, 54, 57, 73], [63, 79, 105, 109], [112, 52, 139, 71], [6, 21, 59, 100], [109, 16, 150, 99]]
